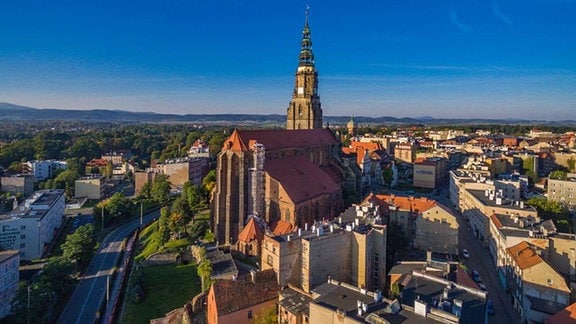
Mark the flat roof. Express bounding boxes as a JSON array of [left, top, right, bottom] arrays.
[[468, 189, 535, 211]]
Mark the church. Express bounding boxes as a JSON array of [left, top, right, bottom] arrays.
[[210, 11, 350, 247]]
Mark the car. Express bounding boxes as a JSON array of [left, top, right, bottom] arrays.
[[472, 270, 482, 283], [461, 249, 470, 259], [478, 283, 487, 291], [486, 299, 495, 316]]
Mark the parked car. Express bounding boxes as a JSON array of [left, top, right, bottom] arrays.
[[486, 299, 495, 316], [478, 283, 487, 291], [472, 270, 482, 283], [461, 249, 470, 259]]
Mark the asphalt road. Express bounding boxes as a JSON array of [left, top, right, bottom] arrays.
[[435, 187, 520, 324], [58, 210, 159, 324]]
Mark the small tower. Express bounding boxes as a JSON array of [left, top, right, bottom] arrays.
[[286, 7, 322, 130], [347, 116, 357, 137]]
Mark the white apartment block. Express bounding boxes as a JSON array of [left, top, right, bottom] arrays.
[[24, 160, 67, 181], [0, 250, 19, 319], [0, 189, 65, 260], [547, 173, 576, 209]]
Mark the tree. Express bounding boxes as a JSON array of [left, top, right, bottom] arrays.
[[549, 170, 567, 180], [151, 174, 171, 206], [61, 224, 96, 270], [197, 258, 213, 292], [389, 282, 401, 299], [202, 170, 217, 193], [567, 158, 576, 172]]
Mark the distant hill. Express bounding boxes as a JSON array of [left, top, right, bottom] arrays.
[[1, 102, 574, 126]]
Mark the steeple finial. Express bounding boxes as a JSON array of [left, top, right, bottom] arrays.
[[299, 5, 314, 66]]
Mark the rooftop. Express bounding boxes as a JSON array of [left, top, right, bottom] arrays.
[[279, 287, 313, 316], [0, 250, 19, 263], [506, 241, 543, 270], [468, 189, 535, 211]]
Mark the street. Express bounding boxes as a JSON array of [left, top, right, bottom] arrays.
[[435, 186, 521, 324], [58, 210, 159, 324]]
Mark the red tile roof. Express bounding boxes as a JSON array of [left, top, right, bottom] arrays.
[[489, 214, 503, 229], [211, 269, 278, 316], [265, 155, 340, 204], [545, 302, 576, 324], [237, 217, 264, 243], [367, 194, 437, 213], [222, 129, 337, 152], [506, 241, 543, 270], [271, 220, 296, 236]]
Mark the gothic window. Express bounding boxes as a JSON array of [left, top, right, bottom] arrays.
[[298, 104, 302, 115]]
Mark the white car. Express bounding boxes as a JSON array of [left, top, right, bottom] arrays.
[[461, 249, 470, 259]]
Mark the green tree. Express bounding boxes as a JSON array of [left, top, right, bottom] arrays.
[[202, 170, 217, 193], [61, 224, 97, 270], [151, 174, 171, 206], [549, 170, 567, 180], [389, 282, 401, 299], [567, 158, 576, 172], [197, 258, 213, 292]]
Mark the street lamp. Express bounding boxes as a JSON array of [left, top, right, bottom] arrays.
[[27, 285, 31, 324]]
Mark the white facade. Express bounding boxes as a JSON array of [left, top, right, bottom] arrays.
[[0, 250, 19, 319], [24, 160, 67, 181], [0, 189, 65, 260]]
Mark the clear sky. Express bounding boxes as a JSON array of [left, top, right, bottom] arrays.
[[1, 1, 575, 120]]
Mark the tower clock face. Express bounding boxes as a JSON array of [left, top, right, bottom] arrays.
[[297, 87, 304, 95]]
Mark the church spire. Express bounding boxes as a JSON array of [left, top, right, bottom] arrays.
[[286, 5, 322, 130], [299, 5, 314, 67]]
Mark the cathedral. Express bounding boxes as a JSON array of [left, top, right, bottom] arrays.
[[210, 10, 350, 247]]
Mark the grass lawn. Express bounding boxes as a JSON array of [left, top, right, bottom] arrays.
[[122, 263, 200, 323], [135, 221, 162, 261]]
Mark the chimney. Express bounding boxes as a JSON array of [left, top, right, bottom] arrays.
[[330, 224, 334, 233], [426, 250, 432, 263], [250, 270, 257, 284], [305, 223, 308, 231], [520, 201, 525, 209], [287, 234, 291, 241], [298, 228, 302, 237]]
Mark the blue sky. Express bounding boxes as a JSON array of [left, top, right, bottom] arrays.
[[0, 0, 575, 120]]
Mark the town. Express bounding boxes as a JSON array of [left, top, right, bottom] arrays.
[[1, 3, 576, 324]]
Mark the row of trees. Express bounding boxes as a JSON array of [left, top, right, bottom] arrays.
[[0, 123, 229, 172], [526, 196, 573, 233], [9, 225, 97, 324]]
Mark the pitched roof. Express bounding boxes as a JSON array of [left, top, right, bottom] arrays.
[[545, 302, 576, 324], [489, 214, 503, 229], [237, 217, 264, 243], [271, 220, 296, 236], [367, 194, 437, 213], [265, 155, 340, 204], [506, 241, 543, 270], [222, 129, 337, 152], [211, 269, 278, 315]]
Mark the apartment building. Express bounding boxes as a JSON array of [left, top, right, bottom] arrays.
[[75, 175, 105, 200], [261, 221, 386, 294], [413, 157, 447, 189], [0, 250, 19, 318], [547, 173, 576, 209], [0, 189, 65, 259], [0, 174, 34, 196], [505, 242, 571, 323], [23, 160, 67, 181]]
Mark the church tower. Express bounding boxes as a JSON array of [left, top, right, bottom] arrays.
[[286, 8, 322, 130]]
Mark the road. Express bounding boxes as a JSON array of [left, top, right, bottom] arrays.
[[58, 210, 159, 324], [435, 186, 520, 324]]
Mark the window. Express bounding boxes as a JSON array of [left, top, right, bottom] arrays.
[[20, 234, 25, 239], [20, 225, 26, 230], [248, 310, 253, 319], [20, 243, 25, 248], [267, 255, 273, 266]]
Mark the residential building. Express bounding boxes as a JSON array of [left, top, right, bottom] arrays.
[[0, 189, 65, 259], [75, 175, 105, 200], [413, 157, 447, 189], [394, 142, 416, 164], [460, 187, 537, 243], [489, 214, 576, 286], [206, 269, 278, 324], [1, 174, 34, 196], [548, 173, 576, 209], [188, 140, 210, 158], [0, 250, 19, 318], [134, 170, 157, 196], [261, 219, 386, 294], [400, 271, 488, 323], [154, 157, 210, 188], [363, 194, 458, 254], [545, 302, 576, 324], [505, 241, 571, 323], [23, 160, 67, 181], [101, 151, 131, 165]]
